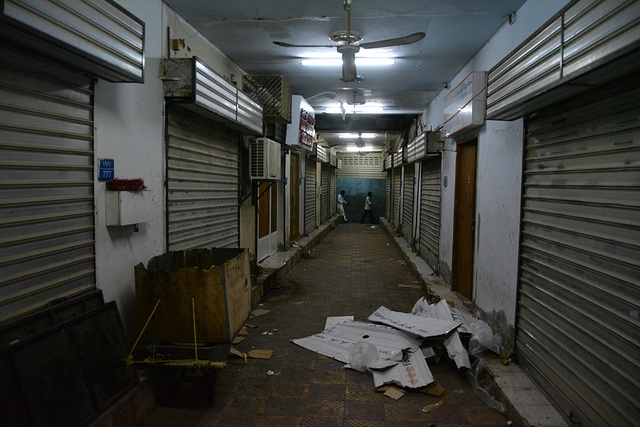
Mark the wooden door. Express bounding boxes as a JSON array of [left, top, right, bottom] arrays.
[[452, 139, 477, 299], [290, 152, 300, 240]]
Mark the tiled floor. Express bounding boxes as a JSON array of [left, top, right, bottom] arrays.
[[140, 223, 518, 426]]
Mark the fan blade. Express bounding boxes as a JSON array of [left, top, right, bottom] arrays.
[[360, 32, 425, 49], [273, 41, 334, 48]]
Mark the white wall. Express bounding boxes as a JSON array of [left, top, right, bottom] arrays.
[[474, 120, 523, 327], [94, 0, 166, 339], [93, 1, 253, 339], [422, 0, 571, 336]]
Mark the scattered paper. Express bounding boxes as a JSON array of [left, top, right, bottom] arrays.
[[238, 326, 249, 336], [251, 309, 271, 317], [232, 336, 245, 344], [420, 347, 436, 359], [292, 321, 422, 370], [398, 284, 422, 290], [368, 306, 459, 338], [248, 349, 273, 359], [244, 323, 258, 329], [384, 387, 406, 400], [422, 401, 443, 413], [324, 315, 354, 330], [411, 298, 471, 369], [373, 350, 434, 389], [425, 382, 445, 397]]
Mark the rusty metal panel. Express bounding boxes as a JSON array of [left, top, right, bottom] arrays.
[[242, 74, 292, 124], [0, 0, 144, 82], [0, 42, 95, 325], [166, 105, 240, 250], [518, 79, 640, 427], [419, 158, 441, 271]]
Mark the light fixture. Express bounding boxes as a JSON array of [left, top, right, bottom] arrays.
[[339, 133, 376, 139], [346, 146, 375, 152], [326, 105, 384, 114], [301, 57, 396, 66]]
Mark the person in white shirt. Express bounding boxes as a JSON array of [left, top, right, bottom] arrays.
[[337, 190, 348, 222], [360, 192, 376, 224]]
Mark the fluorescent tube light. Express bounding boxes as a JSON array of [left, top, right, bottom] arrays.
[[326, 105, 384, 114], [339, 133, 376, 139], [301, 58, 396, 66]]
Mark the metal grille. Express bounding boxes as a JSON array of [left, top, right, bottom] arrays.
[[386, 170, 392, 220], [304, 158, 316, 235], [166, 105, 240, 250], [392, 168, 402, 228], [329, 168, 336, 217], [419, 158, 441, 270], [0, 43, 95, 324], [242, 74, 292, 124], [336, 153, 385, 179], [518, 77, 640, 427], [402, 165, 415, 243], [320, 165, 329, 223]]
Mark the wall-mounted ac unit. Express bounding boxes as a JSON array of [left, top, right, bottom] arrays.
[[250, 138, 281, 180]]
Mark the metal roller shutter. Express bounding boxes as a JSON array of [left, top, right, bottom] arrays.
[[329, 168, 336, 217], [518, 77, 640, 427], [166, 105, 240, 250], [320, 165, 329, 223], [392, 167, 401, 228], [386, 170, 392, 220], [0, 43, 95, 323], [304, 158, 316, 235], [419, 158, 441, 270], [402, 165, 414, 243]]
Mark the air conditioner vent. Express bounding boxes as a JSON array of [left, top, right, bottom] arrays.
[[250, 137, 281, 180]]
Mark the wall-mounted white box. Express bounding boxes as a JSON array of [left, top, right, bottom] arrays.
[[105, 191, 152, 226]]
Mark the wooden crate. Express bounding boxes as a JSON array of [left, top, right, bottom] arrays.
[[135, 248, 251, 344]]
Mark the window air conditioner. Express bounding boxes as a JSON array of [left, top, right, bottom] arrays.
[[250, 137, 281, 180]]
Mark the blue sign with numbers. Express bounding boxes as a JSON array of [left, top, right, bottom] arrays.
[[98, 158, 115, 181]]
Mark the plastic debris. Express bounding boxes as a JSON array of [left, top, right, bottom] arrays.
[[466, 358, 506, 413], [349, 342, 379, 372], [468, 319, 502, 356]]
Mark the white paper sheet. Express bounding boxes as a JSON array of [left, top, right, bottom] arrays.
[[368, 306, 459, 338]]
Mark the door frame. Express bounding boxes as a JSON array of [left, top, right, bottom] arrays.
[[452, 137, 478, 299]]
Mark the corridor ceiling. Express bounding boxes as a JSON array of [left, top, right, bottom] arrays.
[[163, 0, 527, 150]]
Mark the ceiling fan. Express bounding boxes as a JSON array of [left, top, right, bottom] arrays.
[[273, 0, 425, 82]]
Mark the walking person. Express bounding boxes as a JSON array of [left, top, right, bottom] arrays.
[[337, 190, 348, 222], [360, 192, 377, 224]]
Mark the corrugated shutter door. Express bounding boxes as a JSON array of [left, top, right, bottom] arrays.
[[386, 171, 392, 220], [518, 79, 640, 427], [0, 43, 95, 323], [402, 166, 414, 243], [419, 158, 440, 270], [166, 105, 240, 250], [392, 168, 401, 228], [329, 168, 336, 217], [320, 165, 329, 223], [304, 158, 316, 235]]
